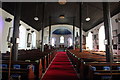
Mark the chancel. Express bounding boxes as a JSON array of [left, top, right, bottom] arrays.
[[0, 1, 120, 80]]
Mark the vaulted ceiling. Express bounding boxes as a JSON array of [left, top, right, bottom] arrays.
[[2, 2, 120, 31], [53, 29, 72, 35]]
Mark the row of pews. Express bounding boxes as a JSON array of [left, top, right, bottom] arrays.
[[67, 49, 120, 80], [69, 49, 120, 62], [1, 49, 57, 80]]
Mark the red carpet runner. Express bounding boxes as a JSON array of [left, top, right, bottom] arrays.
[[41, 52, 79, 80]]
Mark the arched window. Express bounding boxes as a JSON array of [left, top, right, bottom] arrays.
[[32, 32, 36, 49], [86, 32, 93, 50], [99, 26, 105, 51], [19, 25, 26, 49], [60, 36, 64, 43], [52, 37, 56, 46], [68, 37, 72, 47]]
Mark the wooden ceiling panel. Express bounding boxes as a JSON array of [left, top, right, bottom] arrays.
[[2, 2, 120, 31]]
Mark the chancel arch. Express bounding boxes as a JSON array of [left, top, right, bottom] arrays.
[[51, 25, 73, 48]]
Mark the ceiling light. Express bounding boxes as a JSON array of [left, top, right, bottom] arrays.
[[86, 17, 90, 21], [59, 15, 65, 19], [34, 3, 39, 21], [58, 0, 67, 5], [34, 16, 39, 21], [86, 4, 90, 22]]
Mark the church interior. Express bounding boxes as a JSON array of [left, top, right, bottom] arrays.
[[0, 1, 120, 80]]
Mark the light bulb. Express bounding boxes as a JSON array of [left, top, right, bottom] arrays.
[[34, 17, 39, 21], [86, 17, 90, 21], [58, 0, 67, 5], [59, 15, 65, 19]]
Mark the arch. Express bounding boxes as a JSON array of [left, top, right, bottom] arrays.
[[51, 24, 73, 34], [32, 32, 36, 49], [86, 32, 93, 50], [99, 25, 105, 51], [19, 25, 26, 49], [60, 36, 64, 43], [52, 29, 71, 35], [43, 24, 83, 39]]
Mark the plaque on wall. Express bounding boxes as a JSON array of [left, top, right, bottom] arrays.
[[113, 37, 118, 44], [113, 30, 117, 37]]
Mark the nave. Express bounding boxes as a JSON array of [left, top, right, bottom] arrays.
[[2, 49, 120, 80], [42, 51, 79, 80], [1, 49, 57, 80], [0, 1, 120, 80]]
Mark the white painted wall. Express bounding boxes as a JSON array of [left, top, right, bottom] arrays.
[[111, 13, 119, 32], [0, 8, 40, 53], [111, 13, 120, 54], [52, 34, 72, 47], [1, 8, 14, 53], [0, 8, 3, 53], [99, 26, 105, 51], [19, 25, 26, 49], [19, 21, 40, 50], [86, 32, 93, 50], [44, 27, 49, 44], [86, 12, 120, 54], [40, 24, 86, 47], [31, 32, 37, 48]]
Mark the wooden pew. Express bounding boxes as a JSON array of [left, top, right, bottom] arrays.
[[1, 49, 57, 79], [85, 62, 120, 80], [68, 49, 120, 62], [92, 51, 106, 56], [67, 49, 120, 80], [1, 68, 28, 80], [1, 60, 39, 80]]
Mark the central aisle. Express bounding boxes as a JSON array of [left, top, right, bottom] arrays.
[[41, 52, 79, 80]]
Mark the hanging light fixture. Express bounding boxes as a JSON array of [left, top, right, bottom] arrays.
[[59, 15, 65, 19], [58, 0, 67, 5], [34, 3, 39, 21], [86, 17, 90, 21], [85, 3, 90, 22], [115, 18, 120, 23], [34, 17, 39, 21]]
